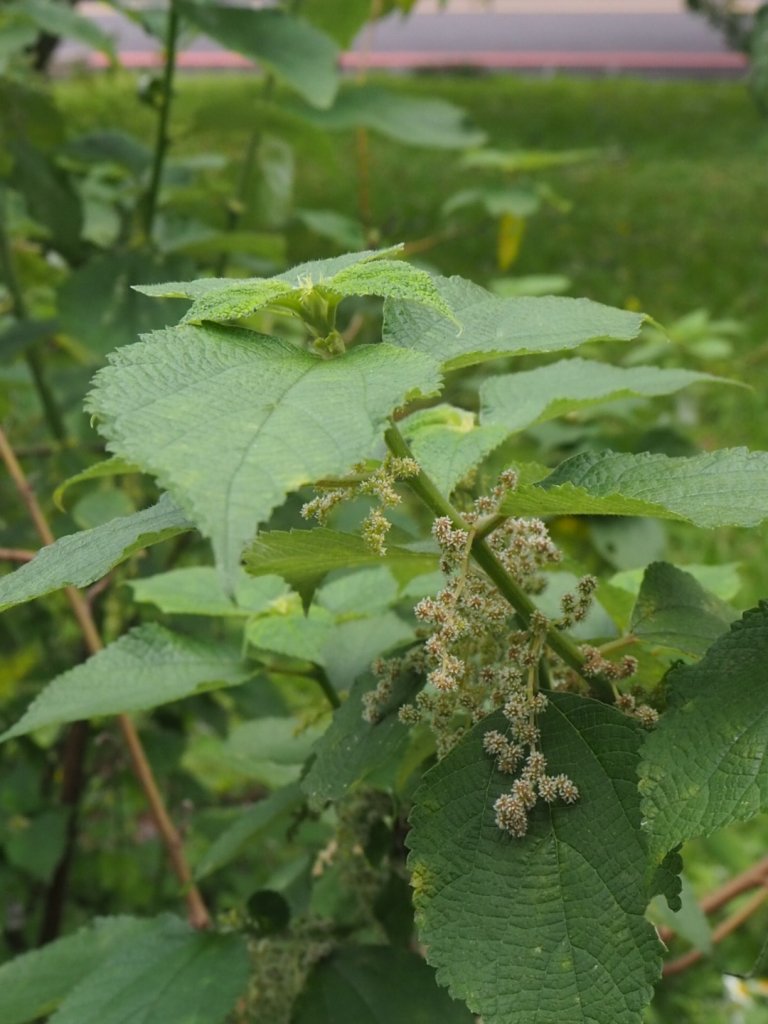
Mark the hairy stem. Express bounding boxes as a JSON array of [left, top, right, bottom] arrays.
[[0, 427, 210, 930], [143, 0, 180, 241], [0, 190, 66, 441], [384, 422, 614, 701]]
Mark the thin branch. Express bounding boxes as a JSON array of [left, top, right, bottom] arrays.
[[143, 0, 180, 241], [0, 548, 35, 562], [0, 427, 210, 930], [384, 422, 614, 701], [663, 886, 768, 977], [659, 854, 768, 946]]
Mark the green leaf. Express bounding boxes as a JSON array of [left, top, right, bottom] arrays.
[[53, 456, 140, 511], [629, 562, 737, 657], [247, 605, 335, 665], [296, 209, 367, 251], [3, 809, 68, 883], [1, 625, 252, 742], [129, 567, 288, 617], [292, 946, 474, 1024], [139, 249, 455, 327], [7, 0, 116, 59], [640, 603, 768, 862], [301, 0, 372, 46], [401, 404, 508, 495], [245, 528, 437, 609], [302, 670, 420, 808], [479, 359, 726, 435], [407, 694, 661, 1024], [0, 916, 152, 1024], [59, 250, 192, 358], [0, 494, 191, 614], [177, 3, 339, 108], [384, 276, 647, 371], [443, 186, 541, 219], [460, 147, 599, 173], [0, 318, 58, 363], [195, 782, 303, 879], [50, 915, 249, 1024], [647, 876, 712, 955], [291, 85, 486, 149], [501, 448, 768, 528], [87, 324, 441, 584], [222, 717, 327, 787], [610, 563, 743, 602]]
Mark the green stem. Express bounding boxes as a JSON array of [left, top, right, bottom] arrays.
[[0, 191, 66, 441], [143, 0, 180, 241], [314, 667, 341, 710], [384, 423, 614, 701]]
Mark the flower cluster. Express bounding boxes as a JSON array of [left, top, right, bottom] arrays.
[[484, 678, 579, 839], [301, 455, 419, 555], [615, 690, 659, 729]]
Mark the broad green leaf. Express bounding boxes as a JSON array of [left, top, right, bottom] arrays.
[[442, 186, 540, 219], [301, 0, 372, 46], [407, 694, 661, 1024], [302, 670, 420, 808], [479, 358, 726, 435], [502, 448, 768, 527], [461, 147, 599, 173], [0, 916, 152, 1024], [384, 276, 647, 371], [7, 0, 116, 59], [59, 250, 192, 358], [292, 946, 474, 1024], [139, 250, 455, 327], [291, 85, 486, 149], [135, 248, 398, 300], [629, 562, 736, 657], [647, 876, 712, 955], [178, 3, 339, 108], [223, 717, 328, 787], [317, 566, 400, 616], [640, 603, 768, 862], [0, 625, 252, 742], [50, 915, 249, 1024], [87, 324, 441, 584], [0, 494, 191, 614], [245, 528, 437, 608], [296, 208, 367, 251], [0, 318, 57, 363], [129, 567, 287, 617], [610, 563, 743, 602], [53, 456, 140, 511], [323, 613, 414, 692], [195, 782, 303, 879], [4, 808, 68, 883], [247, 605, 335, 665], [401, 404, 508, 495]]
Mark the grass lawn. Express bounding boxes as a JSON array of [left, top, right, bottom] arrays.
[[56, 71, 768, 599]]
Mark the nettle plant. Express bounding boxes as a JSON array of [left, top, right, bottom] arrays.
[[3, 245, 768, 1022]]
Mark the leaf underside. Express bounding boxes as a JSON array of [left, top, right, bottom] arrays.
[[407, 693, 661, 1024]]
